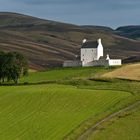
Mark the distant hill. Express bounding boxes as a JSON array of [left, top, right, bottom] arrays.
[[81, 25, 113, 32], [0, 12, 140, 70], [115, 26, 140, 40]]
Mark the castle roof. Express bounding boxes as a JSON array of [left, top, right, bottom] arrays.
[[81, 41, 98, 49]]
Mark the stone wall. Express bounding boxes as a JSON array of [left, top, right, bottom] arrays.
[[82, 60, 109, 67], [63, 60, 82, 67]]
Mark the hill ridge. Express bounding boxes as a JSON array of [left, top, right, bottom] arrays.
[[0, 12, 139, 70]]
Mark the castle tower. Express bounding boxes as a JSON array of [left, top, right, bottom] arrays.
[[97, 38, 103, 60]]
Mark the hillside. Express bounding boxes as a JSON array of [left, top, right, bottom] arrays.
[[1, 66, 140, 140], [0, 66, 140, 140], [103, 63, 140, 81], [0, 82, 132, 140], [87, 102, 140, 140], [116, 25, 140, 41], [0, 12, 140, 70]]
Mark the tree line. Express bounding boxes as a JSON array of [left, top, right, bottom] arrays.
[[0, 51, 28, 84]]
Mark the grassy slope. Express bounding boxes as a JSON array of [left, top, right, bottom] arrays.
[[0, 12, 140, 69], [102, 63, 140, 81], [20, 67, 110, 83], [67, 80, 140, 139], [0, 84, 131, 140], [87, 103, 140, 140], [18, 67, 140, 139], [0, 67, 140, 139]]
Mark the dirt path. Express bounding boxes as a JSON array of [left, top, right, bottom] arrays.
[[77, 100, 140, 140]]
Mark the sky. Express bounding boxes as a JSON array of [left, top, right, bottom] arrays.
[[0, 0, 140, 28]]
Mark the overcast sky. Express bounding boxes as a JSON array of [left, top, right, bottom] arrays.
[[0, 0, 140, 28]]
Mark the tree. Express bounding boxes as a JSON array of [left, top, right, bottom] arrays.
[[0, 51, 7, 83], [0, 51, 28, 84]]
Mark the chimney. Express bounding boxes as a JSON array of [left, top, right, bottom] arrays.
[[106, 54, 110, 60], [82, 39, 87, 44], [98, 38, 102, 44]]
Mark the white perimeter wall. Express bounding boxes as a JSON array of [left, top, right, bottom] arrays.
[[109, 59, 122, 66], [82, 59, 122, 67]]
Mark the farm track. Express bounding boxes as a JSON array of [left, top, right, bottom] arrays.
[[77, 100, 140, 140]]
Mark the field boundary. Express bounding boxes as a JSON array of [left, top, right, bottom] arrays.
[[76, 100, 140, 140]]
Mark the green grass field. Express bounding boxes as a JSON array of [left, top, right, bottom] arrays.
[[0, 84, 131, 140], [87, 104, 140, 140], [20, 67, 110, 84], [0, 66, 140, 140]]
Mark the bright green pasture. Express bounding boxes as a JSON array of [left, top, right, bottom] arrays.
[[20, 67, 110, 83], [0, 84, 131, 140], [88, 104, 140, 140]]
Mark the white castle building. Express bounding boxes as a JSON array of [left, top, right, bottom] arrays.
[[81, 38, 122, 66], [63, 38, 122, 67]]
